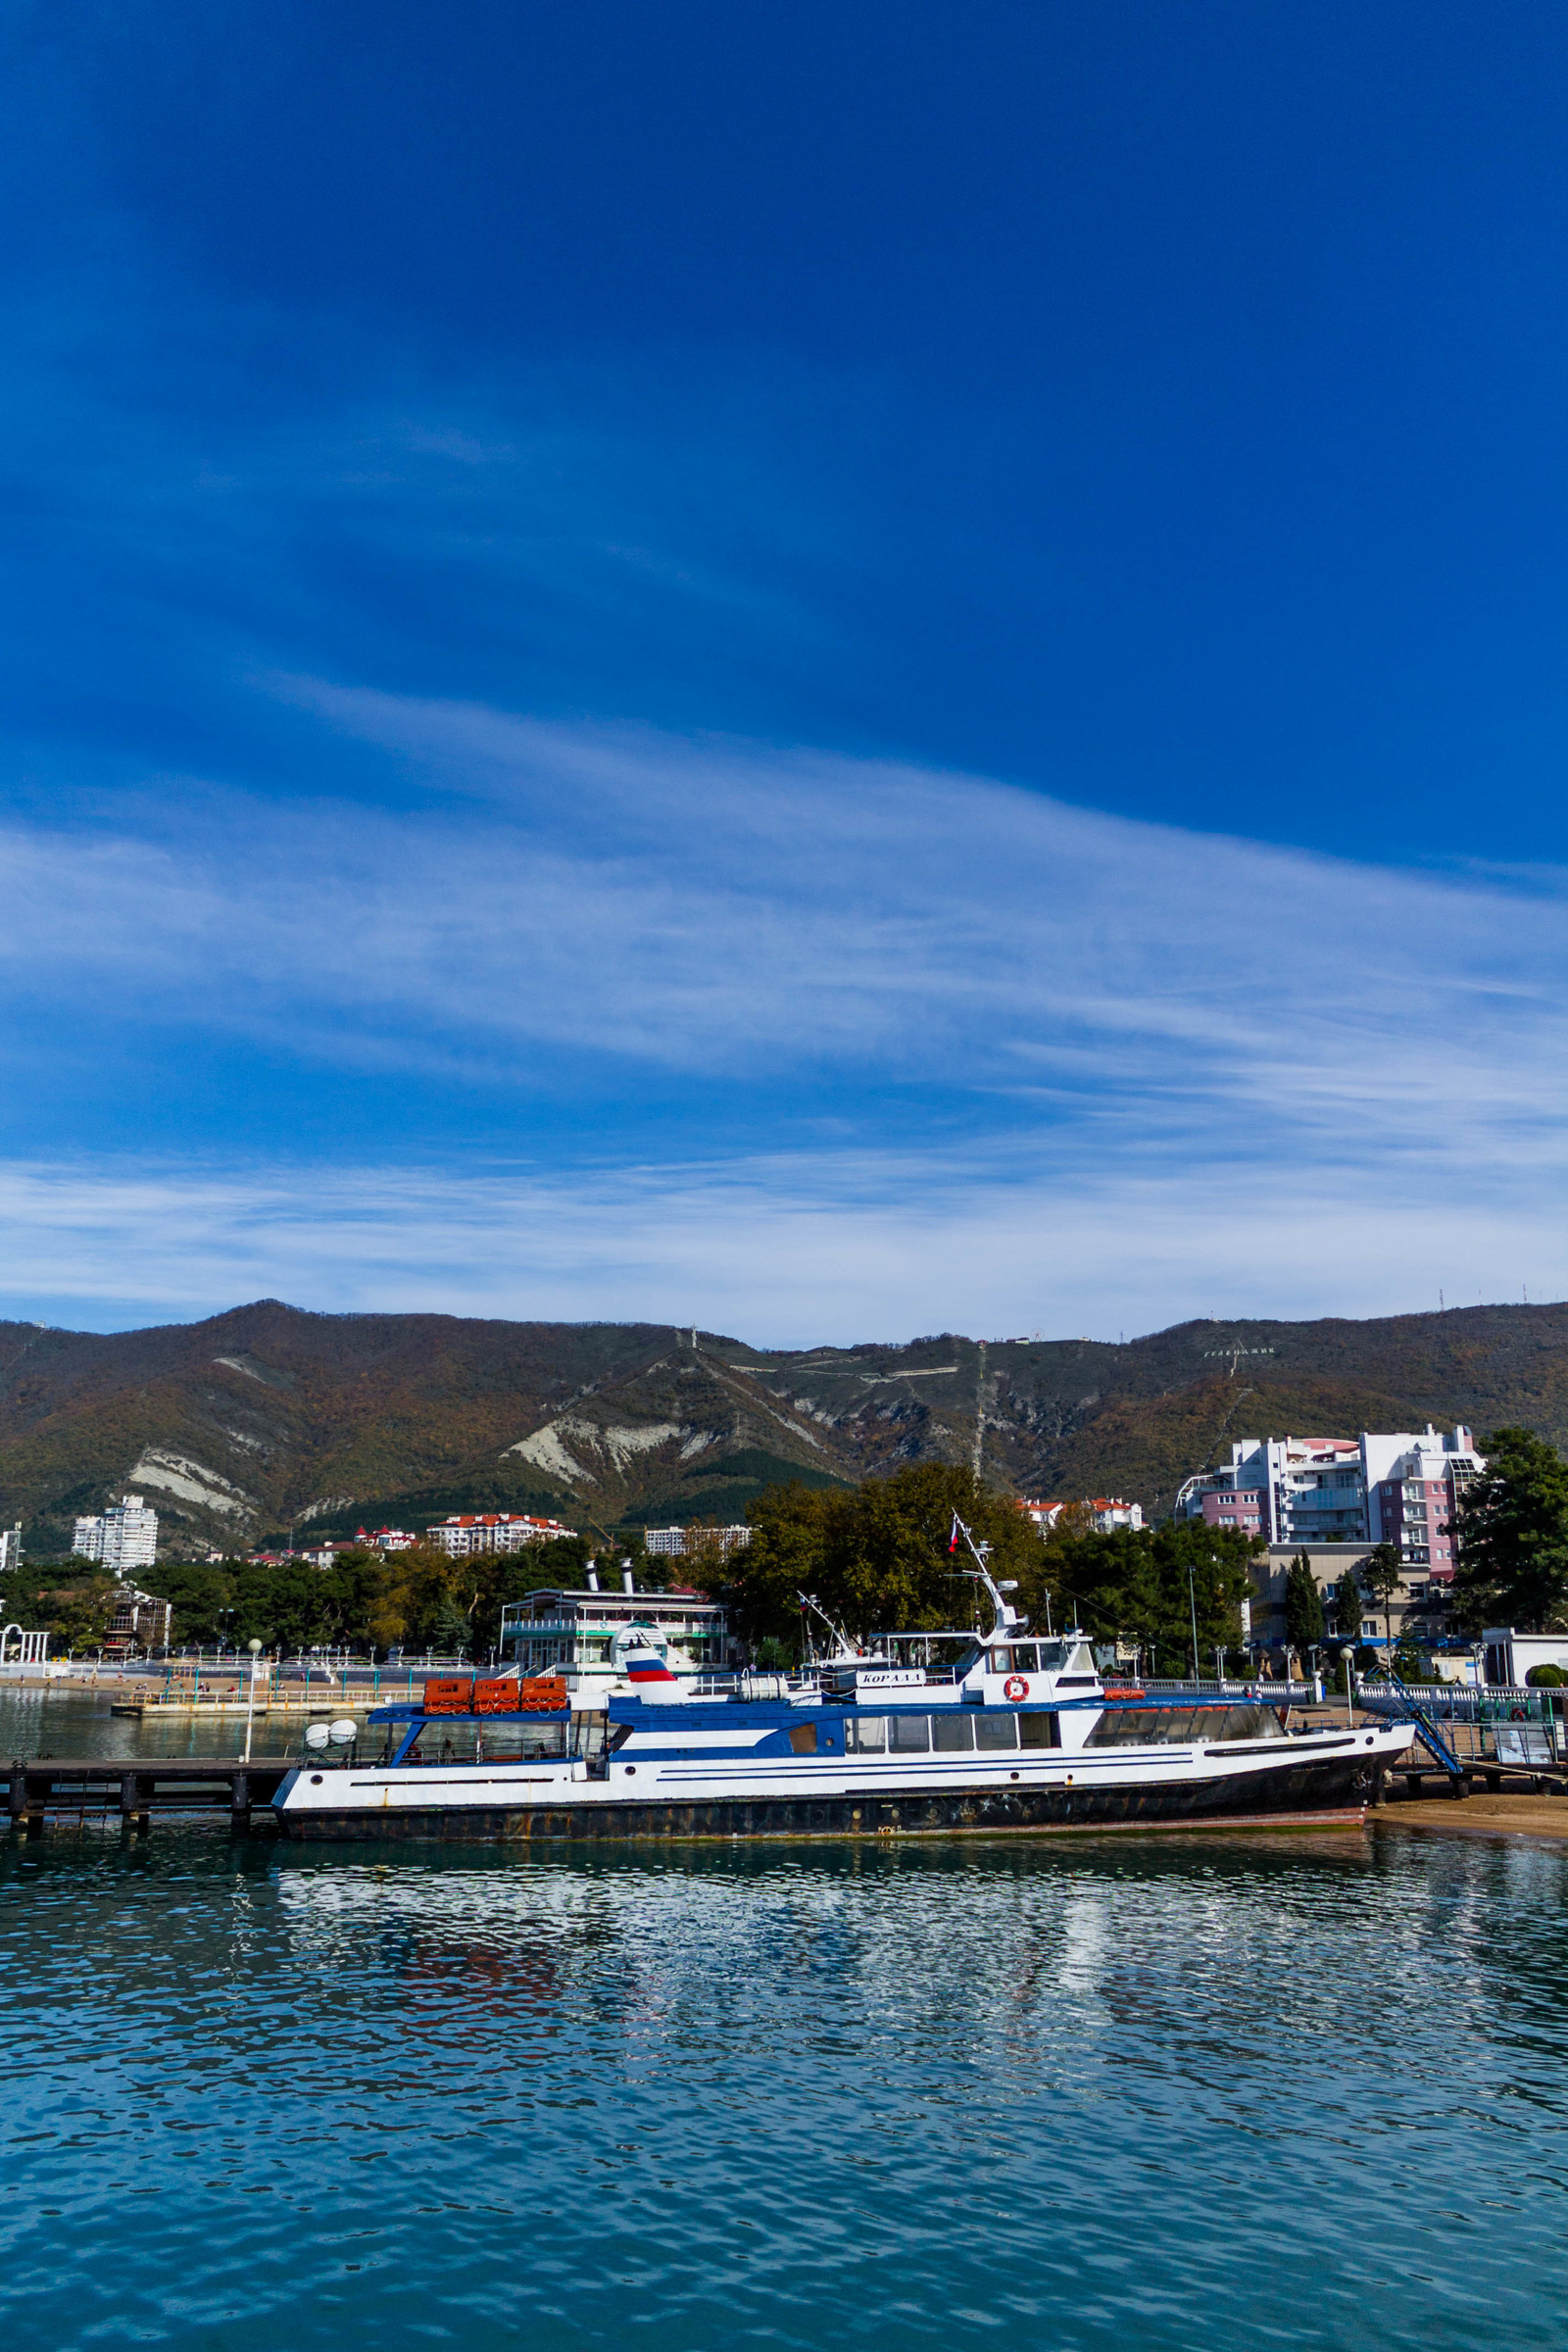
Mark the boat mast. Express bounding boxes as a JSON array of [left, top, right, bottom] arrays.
[[947, 1513, 1025, 1641], [796, 1591, 861, 1663]]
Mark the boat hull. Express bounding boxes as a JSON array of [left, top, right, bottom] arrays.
[[274, 1751, 1388, 1842]]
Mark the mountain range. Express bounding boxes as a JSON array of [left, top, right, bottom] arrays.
[[1, 1297, 1563, 1558]]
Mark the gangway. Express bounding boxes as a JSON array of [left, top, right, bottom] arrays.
[[1363, 1662, 1466, 1786]]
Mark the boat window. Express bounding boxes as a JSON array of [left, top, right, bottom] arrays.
[[1086, 1708, 1155, 1747], [847, 1715, 887, 1752], [788, 1724, 818, 1755], [1122, 1706, 1229, 1747], [989, 1647, 1010, 1672], [1205, 1705, 1286, 1743], [890, 1715, 931, 1753], [975, 1713, 1019, 1750], [1002, 1644, 1036, 1673], [493, 1721, 569, 1762], [406, 1719, 568, 1764], [407, 1722, 482, 1765], [467, 1722, 552, 1763], [1018, 1712, 1060, 1749], [1033, 1642, 1069, 1671], [932, 1713, 974, 1752], [1151, 1709, 1197, 1742]]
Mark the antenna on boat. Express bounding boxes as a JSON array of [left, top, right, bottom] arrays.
[[797, 1591, 861, 1663], [947, 1514, 1025, 1639]]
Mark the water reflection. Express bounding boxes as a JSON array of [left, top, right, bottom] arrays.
[[3, 1821, 1567, 2351], [0, 1685, 307, 1764]]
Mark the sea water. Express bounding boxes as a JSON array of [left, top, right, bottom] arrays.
[[1, 1700, 1566, 2351]]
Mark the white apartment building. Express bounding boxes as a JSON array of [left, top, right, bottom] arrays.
[[1016, 1497, 1145, 1535], [0, 1526, 20, 1576], [1178, 1427, 1482, 1584], [643, 1525, 753, 1558], [73, 1494, 159, 1575], [1362, 1427, 1484, 1585], [425, 1512, 578, 1558]]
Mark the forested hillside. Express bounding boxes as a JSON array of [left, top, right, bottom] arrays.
[[0, 1296, 1561, 1557]]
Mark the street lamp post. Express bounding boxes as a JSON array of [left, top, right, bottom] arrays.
[[1340, 1644, 1355, 1730], [1187, 1562, 1200, 1684], [243, 1638, 264, 1763]]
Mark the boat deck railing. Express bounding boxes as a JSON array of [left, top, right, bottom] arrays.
[[1134, 1677, 1316, 1700]]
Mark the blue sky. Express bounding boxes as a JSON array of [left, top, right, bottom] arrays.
[[1, 0, 1565, 1341]]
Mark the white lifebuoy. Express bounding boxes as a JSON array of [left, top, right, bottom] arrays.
[[1004, 1674, 1029, 1702]]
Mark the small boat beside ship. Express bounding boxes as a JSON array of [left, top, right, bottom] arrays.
[[272, 1520, 1415, 1842]]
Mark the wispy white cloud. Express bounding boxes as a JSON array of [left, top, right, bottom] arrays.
[[3, 692, 1564, 1331], [0, 1150, 1556, 1345], [8, 692, 1568, 1148]]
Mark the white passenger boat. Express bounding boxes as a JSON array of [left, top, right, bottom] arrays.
[[273, 1520, 1414, 1842]]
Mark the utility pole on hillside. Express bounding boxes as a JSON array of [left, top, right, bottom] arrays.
[[972, 1341, 986, 1480]]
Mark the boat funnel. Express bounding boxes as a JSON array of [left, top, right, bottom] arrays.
[[585, 1561, 600, 1592], [621, 1565, 635, 1594]]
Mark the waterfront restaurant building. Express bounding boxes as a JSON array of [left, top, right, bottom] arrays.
[[500, 1583, 738, 1676]]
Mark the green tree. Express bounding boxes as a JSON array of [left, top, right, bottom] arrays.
[[1051, 1527, 1162, 1650], [1283, 1551, 1325, 1656], [730, 1467, 1042, 1650], [1359, 1543, 1405, 1656], [1331, 1566, 1364, 1644], [1148, 1521, 1256, 1673], [152, 1561, 236, 1646], [366, 1544, 463, 1653], [43, 1574, 119, 1652], [1452, 1427, 1568, 1633], [426, 1590, 473, 1658]]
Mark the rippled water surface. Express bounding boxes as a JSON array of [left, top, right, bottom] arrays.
[[2, 1706, 1567, 2351]]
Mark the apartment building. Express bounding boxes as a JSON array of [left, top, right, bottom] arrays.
[[425, 1512, 578, 1558], [1177, 1427, 1482, 1577], [643, 1525, 753, 1558], [1249, 1544, 1437, 1653], [0, 1526, 20, 1576], [1362, 1427, 1484, 1587], [1015, 1497, 1145, 1535], [73, 1494, 159, 1575]]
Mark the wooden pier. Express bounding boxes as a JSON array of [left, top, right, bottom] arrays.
[[1394, 1761, 1568, 1800], [2, 1757, 291, 1832]]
